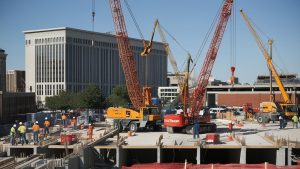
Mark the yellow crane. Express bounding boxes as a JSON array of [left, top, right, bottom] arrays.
[[240, 9, 298, 123], [141, 19, 193, 114]]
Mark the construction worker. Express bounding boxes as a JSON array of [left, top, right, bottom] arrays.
[[193, 120, 200, 139], [71, 117, 77, 130], [87, 123, 93, 140], [279, 115, 284, 129], [32, 121, 40, 143], [62, 113, 67, 127], [292, 115, 299, 129], [10, 124, 16, 145], [18, 122, 26, 145], [44, 117, 51, 135]]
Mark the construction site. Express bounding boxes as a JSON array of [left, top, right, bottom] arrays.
[[1, 0, 300, 168]]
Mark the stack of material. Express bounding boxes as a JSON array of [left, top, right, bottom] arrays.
[[216, 111, 235, 120]]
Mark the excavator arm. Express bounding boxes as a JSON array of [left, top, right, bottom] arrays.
[[240, 9, 291, 103]]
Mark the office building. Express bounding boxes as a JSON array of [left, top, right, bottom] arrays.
[[24, 27, 167, 104], [6, 70, 25, 92]]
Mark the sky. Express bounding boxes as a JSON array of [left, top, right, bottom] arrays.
[[0, 0, 299, 84]]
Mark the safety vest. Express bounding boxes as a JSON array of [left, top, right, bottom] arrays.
[[18, 125, 26, 134], [62, 115, 67, 120], [10, 127, 16, 135], [32, 124, 40, 132], [44, 120, 50, 127], [88, 126, 93, 135]]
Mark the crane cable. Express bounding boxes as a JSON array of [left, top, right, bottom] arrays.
[[190, 0, 224, 73], [230, 1, 236, 68], [124, 0, 145, 40], [229, 1, 236, 86], [247, 15, 289, 75], [159, 23, 192, 73]]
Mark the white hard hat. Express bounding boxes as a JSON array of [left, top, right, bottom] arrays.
[[13, 124, 16, 127], [19, 122, 22, 125], [35, 121, 38, 124], [73, 117, 75, 118], [45, 117, 48, 120], [89, 123, 92, 125]]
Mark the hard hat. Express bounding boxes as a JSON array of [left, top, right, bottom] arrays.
[[19, 122, 22, 125], [88, 123, 92, 125], [35, 121, 39, 124], [45, 117, 48, 120], [13, 124, 16, 127], [73, 117, 75, 118]]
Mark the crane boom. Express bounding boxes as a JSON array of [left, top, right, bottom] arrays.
[[109, 0, 143, 109], [240, 9, 291, 103], [190, 0, 233, 114]]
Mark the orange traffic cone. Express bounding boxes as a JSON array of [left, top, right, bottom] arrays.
[[228, 134, 233, 141]]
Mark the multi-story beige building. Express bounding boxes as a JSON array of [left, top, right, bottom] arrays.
[[24, 27, 168, 104], [6, 70, 25, 92]]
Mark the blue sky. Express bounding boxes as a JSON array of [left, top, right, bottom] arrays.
[[0, 0, 299, 84]]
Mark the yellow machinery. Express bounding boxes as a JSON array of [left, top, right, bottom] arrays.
[[240, 9, 298, 123], [107, 106, 161, 132]]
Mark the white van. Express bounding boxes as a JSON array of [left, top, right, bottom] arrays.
[[209, 108, 226, 115]]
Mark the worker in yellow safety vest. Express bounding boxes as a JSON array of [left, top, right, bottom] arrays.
[[17, 122, 26, 145], [10, 124, 16, 145]]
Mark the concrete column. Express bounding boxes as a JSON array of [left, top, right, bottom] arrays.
[[288, 147, 292, 166], [157, 146, 162, 163], [240, 146, 246, 164], [116, 147, 126, 168], [33, 147, 37, 155], [6, 147, 10, 156], [276, 147, 285, 166], [196, 147, 201, 164]]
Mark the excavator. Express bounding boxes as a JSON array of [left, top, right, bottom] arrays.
[[163, 0, 234, 133], [106, 0, 162, 132], [240, 9, 298, 123]]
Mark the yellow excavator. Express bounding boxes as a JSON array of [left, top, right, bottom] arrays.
[[240, 9, 298, 123]]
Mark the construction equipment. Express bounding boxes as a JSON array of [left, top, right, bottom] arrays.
[[164, 0, 234, 133], [106, 0, 161, 132], [240, 9, 298, 123], [141, 19, 192, 113]]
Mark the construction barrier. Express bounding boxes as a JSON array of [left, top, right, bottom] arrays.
[[122, 163, 300, 169]]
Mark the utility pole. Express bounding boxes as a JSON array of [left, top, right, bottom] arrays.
[[268, 39, 274, 102]]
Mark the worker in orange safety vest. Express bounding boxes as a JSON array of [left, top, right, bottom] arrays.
[[71, 117, 77, 130], [62, 113, 67, 127], [32, 121, 40, 143], [87, 123, 93, 140], [44, 117, 51, 136]]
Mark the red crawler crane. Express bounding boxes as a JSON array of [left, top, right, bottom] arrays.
[[109, 0, 144, 109], [164, 0, 234, 133]]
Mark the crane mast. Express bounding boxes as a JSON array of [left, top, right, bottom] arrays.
[[190, 0, 234, 115], [240, 9, 291, 103], [109, 0, 143, 109]]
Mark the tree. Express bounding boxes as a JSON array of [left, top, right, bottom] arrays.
[[107, 85, 130, 107], [80, 84, 105, 109], [45, 91, 71, 110]]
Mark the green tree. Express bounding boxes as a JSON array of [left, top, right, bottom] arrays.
[[80, 84, 105, 109], [45, 91, 71, 110], [108, 85, 130, 107]]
